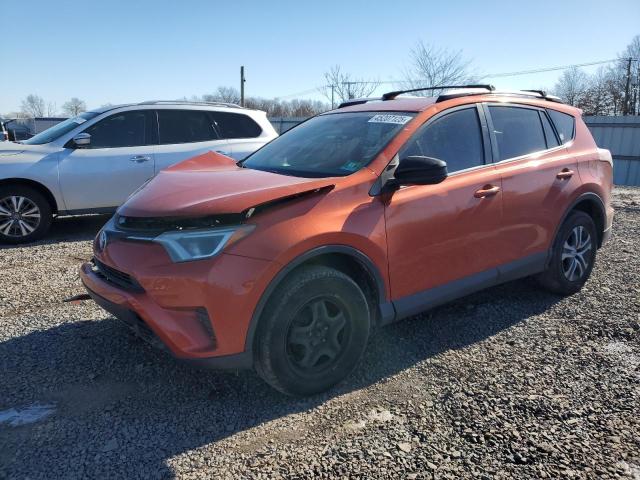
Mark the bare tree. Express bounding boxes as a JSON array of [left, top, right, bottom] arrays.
[[553, 36, 640, 116], [197, 87, 329, 117], [62, 98, 87, 116], [319, 66, 380, 107], [620, 35, 640, 114], [401, 42, 476, 95], [202, 87, 241, 104], [20, 94, 46, 117], [46, 101, 57, 117], [553, 67, 590, 106], [581, 67, 614, 116]]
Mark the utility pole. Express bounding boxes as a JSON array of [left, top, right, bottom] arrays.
[[331, 84, 335, 109], [623, 57, 632, 116], [240, 66, 246, 107], [635, 60, 640, 115], [342, 81, 357, 99]]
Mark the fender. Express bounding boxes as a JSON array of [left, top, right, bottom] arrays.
[[550, 191, 606, 256], [243, 244, 393, 353]]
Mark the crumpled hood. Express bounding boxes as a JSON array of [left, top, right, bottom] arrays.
[[118, 151, 336, 218]]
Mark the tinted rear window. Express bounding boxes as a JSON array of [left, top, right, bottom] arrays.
[[547, 109, 575, 144], [489, 106, 547, 161], [540, 112, 560, 148], [158, 110, 218, 144], [209, 111, 262, 139]]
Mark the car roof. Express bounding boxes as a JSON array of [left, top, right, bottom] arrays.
[[88, 100, 260, 115]]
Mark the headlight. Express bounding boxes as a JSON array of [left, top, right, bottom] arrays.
[[153, 226, 252, 263]]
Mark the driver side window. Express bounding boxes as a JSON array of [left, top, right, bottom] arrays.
[[400, 107, 485, 173], [83, 111, 155, 149]]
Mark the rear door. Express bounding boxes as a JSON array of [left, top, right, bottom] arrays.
[[486, 103, 580, 265], [210, 111, 266, 160], [58, 110, 156, 210], [154, 109, 231, 172], [384, 105, 506, 314]]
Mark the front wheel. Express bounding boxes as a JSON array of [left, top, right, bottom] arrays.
[[255, 265, 371, 396], [536, 211, 597, 295], [0, 186, 52, 244]]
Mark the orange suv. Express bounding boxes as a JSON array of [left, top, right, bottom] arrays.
[[80, 85, 613, 396]]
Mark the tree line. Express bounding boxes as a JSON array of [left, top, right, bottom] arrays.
[[6, 34, 638, 120], [553, 35, 639, 116]]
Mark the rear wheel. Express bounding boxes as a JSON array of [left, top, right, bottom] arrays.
[[255, 265, 371, 396], [0, 186, 52, 244], [537, 211, 597, 295]]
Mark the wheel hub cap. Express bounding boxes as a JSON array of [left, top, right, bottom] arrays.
[[0, 195, 41, 237], [286, 298, 348, 372], [562, 225, 592, 281]]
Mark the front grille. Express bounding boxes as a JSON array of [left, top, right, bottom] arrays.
[[92, 258, 144, 292], [115, 213, 244, 232]]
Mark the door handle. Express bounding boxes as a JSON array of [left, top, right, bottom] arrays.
[[474, 185, 500, 198], [556, 168, 574, 180], [130, 155, 151, 163]]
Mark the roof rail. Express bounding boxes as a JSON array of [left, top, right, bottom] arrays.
[[381, 84, 495, 100], [435, 88, 564, 104], [337, 97, 382, 108], [138, 100, 244, 108], [520, 90, 563, 103], [336, 85, 564, 110]]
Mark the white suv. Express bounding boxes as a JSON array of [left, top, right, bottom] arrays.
[[0, 101, 277, 243]]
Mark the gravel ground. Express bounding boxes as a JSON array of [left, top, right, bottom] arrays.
[[1, 188, 639, 479]]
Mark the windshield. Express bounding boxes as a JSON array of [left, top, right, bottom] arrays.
[[22, 111, 100, 145], [242, 111, 416, 177]]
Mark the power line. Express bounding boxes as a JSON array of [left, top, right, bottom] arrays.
[[480, 58, 621, 78], [276, 58, 630, 99]]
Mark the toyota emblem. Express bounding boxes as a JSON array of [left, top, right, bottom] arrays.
[[97, 230, 108, 252]]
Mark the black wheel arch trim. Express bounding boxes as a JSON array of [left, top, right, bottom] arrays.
[[553, 192, 606, 253], [244, 244, 393, 353], [0, 177, 59, 213]]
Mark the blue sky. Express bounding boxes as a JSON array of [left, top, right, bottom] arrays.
[[1, 0, 638, 114]]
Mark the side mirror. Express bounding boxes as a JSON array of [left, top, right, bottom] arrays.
[[72, 133, 91, 148], [394, 156, 448, 186]]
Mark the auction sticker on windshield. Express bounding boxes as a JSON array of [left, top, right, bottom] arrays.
[[368, 114, 413, 125]]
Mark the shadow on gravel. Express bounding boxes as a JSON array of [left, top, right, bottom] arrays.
[[0, 278, 562, 479], [0, 214, 110, 250]]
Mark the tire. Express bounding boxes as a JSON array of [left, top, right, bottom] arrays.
[[0, 185, 52, 244], [536, 211, 597, 295], [255, 265, 371, 396]]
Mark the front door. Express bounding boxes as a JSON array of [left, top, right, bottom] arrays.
[[58, 110, 156, 210], [384, 105, 505, 317]]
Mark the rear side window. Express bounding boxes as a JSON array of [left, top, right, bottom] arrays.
[[488, 106, 546, 160], [209, 111, 262, 139], [157, 110, 218, 145], [547, 109, 575, 144], [540, 112, 560, 148], [400, 107, 484, 173], [84, 111, 155, 148]]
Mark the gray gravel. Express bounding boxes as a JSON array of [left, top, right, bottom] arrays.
[[1, 188, 639, 479]]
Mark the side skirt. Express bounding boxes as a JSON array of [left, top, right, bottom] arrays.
[[384, 251, 549, 325]]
